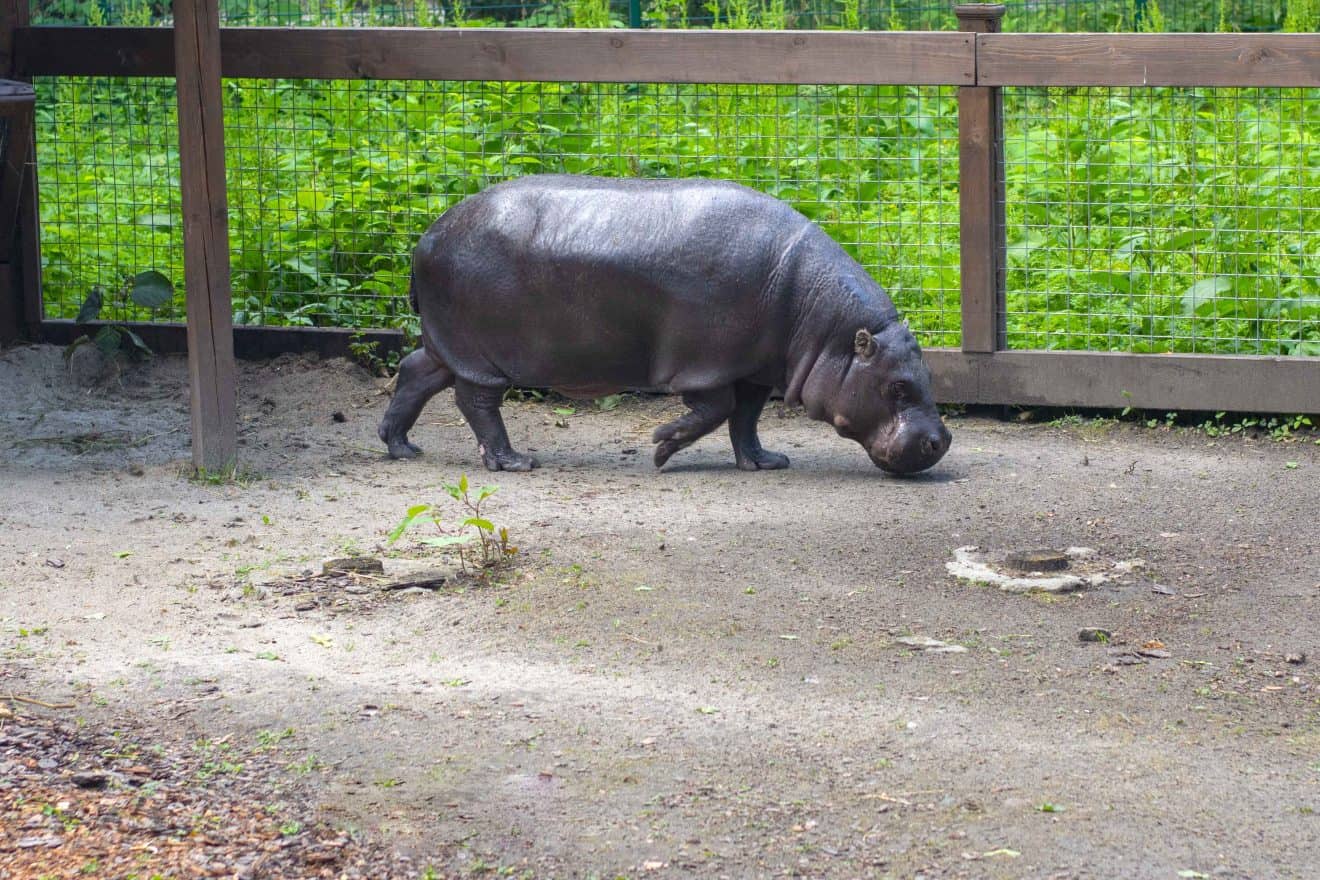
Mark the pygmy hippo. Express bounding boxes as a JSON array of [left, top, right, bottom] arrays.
[[379, 175, 951, 474]]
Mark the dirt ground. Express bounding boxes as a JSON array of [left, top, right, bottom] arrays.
[[2, 342, 1318, 880]]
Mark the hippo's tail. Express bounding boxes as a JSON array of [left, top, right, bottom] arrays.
[[408, 267, 419, 314]]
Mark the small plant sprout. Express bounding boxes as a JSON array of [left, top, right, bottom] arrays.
[[64, 271, 175, 362], [388, 475, 518, 575]]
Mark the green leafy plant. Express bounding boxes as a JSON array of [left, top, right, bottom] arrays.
[[388, 475, 518, 575], [63, 270, 175, 362]]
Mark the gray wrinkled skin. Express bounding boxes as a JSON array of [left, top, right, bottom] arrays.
[[379, 175, 951, 474]]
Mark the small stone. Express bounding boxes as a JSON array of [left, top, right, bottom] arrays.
[[17, 836, 62, 848], [128, 463, 145, 476], [1286, 652, 1306, 665], [322, 557, 384, 576], [37, 757, 58, 770], [1078, 628, 1112, 643], [332, 411, 347, 423], [70, 771, 108, 789], [895, 636, 968, 654]]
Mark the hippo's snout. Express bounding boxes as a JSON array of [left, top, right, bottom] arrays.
[[870, 420, 951, 475], [919, 424, 952, 462]]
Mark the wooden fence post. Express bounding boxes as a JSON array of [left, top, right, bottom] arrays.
[[174, 0, 238, 470], [0, 0, 40, 345], [956, 4, 1007, 354]]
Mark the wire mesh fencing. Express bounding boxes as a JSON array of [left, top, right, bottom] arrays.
[[1001, 86, 1320, 356], [27, 0, 1311, 31], [36, 78, 963, 346], [35, 77, 187, 325]]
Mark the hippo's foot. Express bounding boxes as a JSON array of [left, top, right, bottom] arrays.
[[378, 421, 423, 460], [480, 445, 540, 472], [653, 439, 683, 469], [735, 448, 790, 471], [652, 388, 738, 469], [388, 439, 423, 460]]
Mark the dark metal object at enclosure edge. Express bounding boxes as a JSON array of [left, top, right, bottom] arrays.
[[1005, 550, 1071, 572], [379, 175, 951, 475]]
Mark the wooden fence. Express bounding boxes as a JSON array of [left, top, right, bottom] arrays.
[[2, 3, 1318, 466]]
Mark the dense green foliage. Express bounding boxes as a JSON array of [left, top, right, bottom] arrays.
[[28, 0, 1297, 32], [31, 0, 1320, 355]]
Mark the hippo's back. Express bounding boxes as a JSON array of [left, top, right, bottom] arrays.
[[412, 175, 816, 392]]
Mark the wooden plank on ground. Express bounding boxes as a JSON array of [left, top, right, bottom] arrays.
[[925, 349, 1320, 413], [977, 33, 1320, 87], [17, 26, 976, 84], [174, 0, 237, 470]]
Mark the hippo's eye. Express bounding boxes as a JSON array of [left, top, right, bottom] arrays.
[[889, 381, 912, 402]]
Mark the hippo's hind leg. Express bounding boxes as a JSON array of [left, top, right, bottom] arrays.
[[454, 379, 539, 472], [378, 348, 455, 460], [729, 380, 790, 471], [652, 387, 736, 469]]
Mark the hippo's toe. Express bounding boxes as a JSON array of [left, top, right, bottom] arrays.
[[737, 448, 790, 471], [482, 449, 540, 472]]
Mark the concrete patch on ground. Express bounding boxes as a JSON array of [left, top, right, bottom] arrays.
[[946, 545, 1148, 593]]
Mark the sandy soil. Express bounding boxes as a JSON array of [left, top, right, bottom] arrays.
[[2, 342, 1319, 879]]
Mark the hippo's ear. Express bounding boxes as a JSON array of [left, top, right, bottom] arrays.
[[854, 328, 877, 359]]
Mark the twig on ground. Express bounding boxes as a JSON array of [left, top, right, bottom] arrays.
[[1, 693, 76, 710]]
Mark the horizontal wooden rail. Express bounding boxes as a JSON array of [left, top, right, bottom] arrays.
[[926, 349, 1320, 413], [16, 26, 975, 84], [977, 33, 1320, 87], [38, 321, 1320, 413], [39, 319, 404, 361]]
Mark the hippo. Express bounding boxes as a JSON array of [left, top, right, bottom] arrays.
[[378, 174, 951, 474]]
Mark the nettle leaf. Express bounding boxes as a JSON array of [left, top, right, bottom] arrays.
[[129, 271, 175, 310], [76, 286, 105, 324], [387, 504, 434, 544], [93, 325, 122, 356], [122, 328, 154, 359], [1090, 270, 1140, 296], [420, 534, 470, 548], [1181, 277, 1234, 316]]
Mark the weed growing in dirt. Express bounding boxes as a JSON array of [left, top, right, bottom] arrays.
[[63, 270, 174, 362], [387, 475, 518, 576], [187, 465, 261, 487], [347, 331, 412, 377]]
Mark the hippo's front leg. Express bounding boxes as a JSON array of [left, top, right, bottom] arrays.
[[454, 379, 540, 472], [729, 380, 790, 471], [652, 387, 737, 468]]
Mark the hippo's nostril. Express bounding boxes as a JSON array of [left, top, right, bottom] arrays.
[[921, 429, 949, 460]]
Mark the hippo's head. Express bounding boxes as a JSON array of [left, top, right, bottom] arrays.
[[826, 323, 951, 475]]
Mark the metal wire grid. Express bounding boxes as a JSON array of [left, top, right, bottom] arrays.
[[36, 78, 961, 345], [34, 76, 187, 324], [25, 0, 1304, 31], [1001, 86, 1320, 356]]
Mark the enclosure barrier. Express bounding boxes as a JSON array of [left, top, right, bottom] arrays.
[[3, 4, 1320, 466]]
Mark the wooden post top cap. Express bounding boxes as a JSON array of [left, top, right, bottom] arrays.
[[0, 80, 36, 103]]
